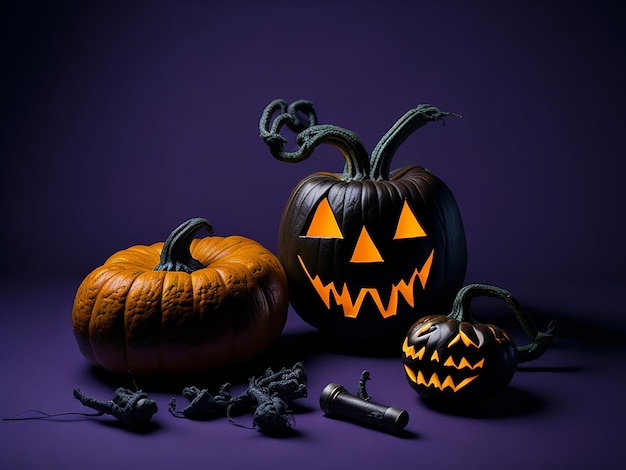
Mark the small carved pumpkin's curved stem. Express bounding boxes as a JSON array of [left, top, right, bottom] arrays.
[[369, 105, 460, 181], [448, 284, 559, 363], [259, 99, 370, 181], [154, 218, 213, 274]]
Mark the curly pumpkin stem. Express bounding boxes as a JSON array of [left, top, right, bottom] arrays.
[[369, 105, 461, 181], [154, 218, 213, 274], [259, 99, 370, 181], [260, 99, 318, 139], [259, 99, 319, 162], [448, 284, 559, 363]]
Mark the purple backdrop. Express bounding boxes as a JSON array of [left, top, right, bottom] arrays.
[[1, 1, 624, 469]]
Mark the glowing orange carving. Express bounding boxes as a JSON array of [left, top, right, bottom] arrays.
[[350, 227, 384, 263], [298, 249, 434, 319], [305, 198, 343, 238], [443, 356, 485, 370], [394, 200, 427, 239], [402, 338, 425, 360], [299, 197, 436, 318], [447, 329, 481, 348], [488, 325, 511, 343], [404, 365, 478, 392]]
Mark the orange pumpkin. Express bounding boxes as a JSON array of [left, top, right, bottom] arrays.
[[72, 218, 289, 376]]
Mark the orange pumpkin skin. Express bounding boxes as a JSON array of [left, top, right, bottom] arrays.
[[72, 224, 288, 376]]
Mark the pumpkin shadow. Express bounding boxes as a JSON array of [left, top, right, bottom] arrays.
[[321, 414, 419, 439], [269, 328, 407, 359], [86, 329, 323, 392], [321, 334, 403, 358], [287, 401, 316, 415], [472, 302, 626, 357], [256, 426, 302, 438], [87, 366, 218, 393], [262, 329, 329, 364], [97, 418, 162, 435], [517, 364, 581, 373], [419, 386, 546, 419]]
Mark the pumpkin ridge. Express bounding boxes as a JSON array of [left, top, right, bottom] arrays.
[[219, 238, 268, 258], [244, 261, 272, 324], [194, 236, 254, 265], [208, 264, 253, 334], [389, 165, 428, 180], [235, 258, 277, 336], [89, 268, 145, 373], [286, 178, 339, 232], [73, 266, 122, 365], [160, 270, 198, 372], [190, 237, 220, 266], [123, 270, 165, 375], [107, 245, 162, 268]]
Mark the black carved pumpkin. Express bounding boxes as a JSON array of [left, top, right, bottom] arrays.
[[402, 284, 558, 401], [260, 99, 467, 347]]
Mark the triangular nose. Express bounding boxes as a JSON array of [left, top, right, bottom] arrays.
[[350, 227, 384, 263]]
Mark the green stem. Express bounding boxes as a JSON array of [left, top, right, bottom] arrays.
[[369, 104, 460, 180], [448, 284, 558, 363], [154, 218, 213, 273], [259, 99, 318, 162], [260, 99, 317, 137], [296, 125, 370, 180], [259, 99, 370, 181]]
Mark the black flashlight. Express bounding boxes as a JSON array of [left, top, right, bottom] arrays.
[[320, 382, 409, 434]]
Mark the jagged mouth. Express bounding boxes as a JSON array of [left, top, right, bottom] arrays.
[[402, 336, 484, 392], [403, 365, 479, 392], [296, 249, 434, 319]]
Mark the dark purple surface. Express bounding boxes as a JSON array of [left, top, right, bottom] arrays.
[[1, 282, 624, 469], [1, 1, 625, 468]]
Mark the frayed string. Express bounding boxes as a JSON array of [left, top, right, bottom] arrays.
[[3, 409, 103, 421]]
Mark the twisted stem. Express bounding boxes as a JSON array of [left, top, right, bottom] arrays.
[[259, 99, 318, 162], [259, 99, 370, 181], [449, 284, 558, 363], [370, 104, 460, 180]]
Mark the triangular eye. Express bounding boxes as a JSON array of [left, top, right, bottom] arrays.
[[394, 200, 427, 239], [304, 198, 344, 238], [350, 227, 384, 263]]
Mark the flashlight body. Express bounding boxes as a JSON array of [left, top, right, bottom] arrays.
[[320, 383, 409, 434]]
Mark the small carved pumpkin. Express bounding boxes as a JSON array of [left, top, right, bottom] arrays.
[[72, 218, 289, 376], [402, 284, 558, 401], [260, 99, 467, 346]]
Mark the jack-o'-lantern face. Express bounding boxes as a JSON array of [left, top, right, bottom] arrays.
[[402, 315, 518, 400], [262, 99, 467, 346], [278, 166, 466, 345], [277, 166, 467, 345], [297, 197, 434, 319]]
